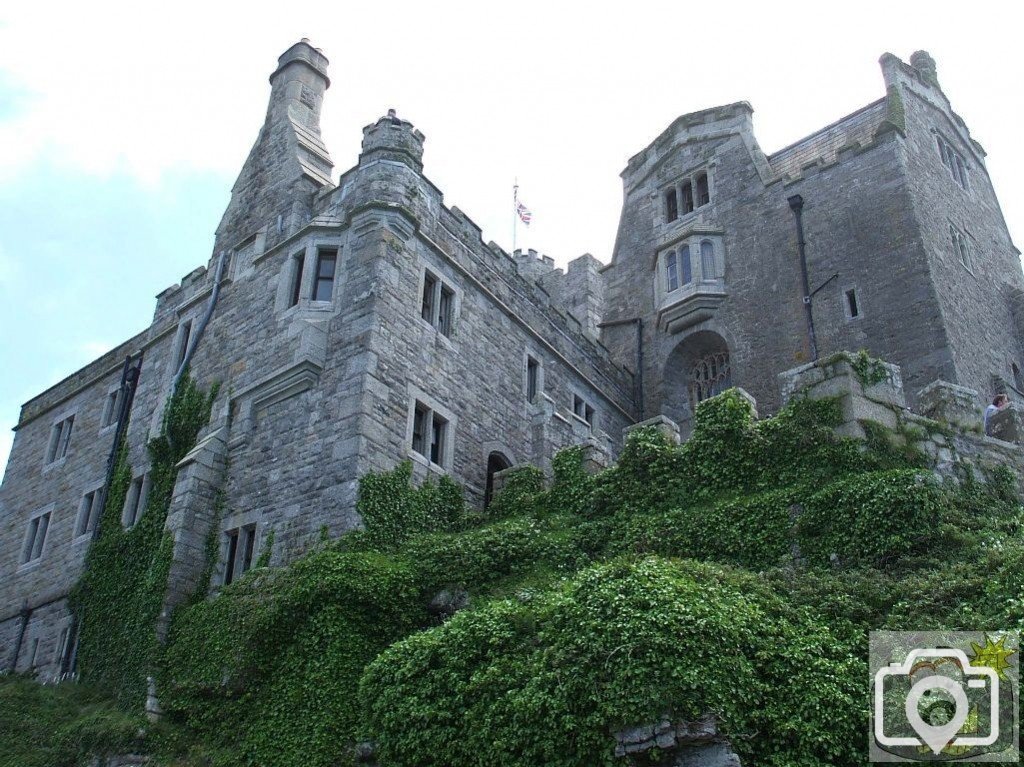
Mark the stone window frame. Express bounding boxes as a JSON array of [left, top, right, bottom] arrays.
[[276, 236, 345, 315], [406, 387, 457, 472], [948, 222, 974, 275], [655, 233, 725, 305], [841, 284, 863, 322], [570, 390, 597, 430], [73, 481, 105, 543], [417, 265, 461, 341], [310, 246, 340, 303], [524, 350, 544, 404], [99, 383, 123, 433], [221, 519, 259, 586], [43, 409, 77, 469], [122, 471, 151, 529], [170, 317, 194, 377], [19, 503, 55, 570], [661, 166, 714, 225], [935, 131, 969, 191]]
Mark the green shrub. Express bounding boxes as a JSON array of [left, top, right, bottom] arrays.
[[796, 469, 942, 567], [359, 557, 864, 767]]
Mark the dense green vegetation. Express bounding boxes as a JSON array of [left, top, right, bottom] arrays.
[[4, 387, 1021, 766]]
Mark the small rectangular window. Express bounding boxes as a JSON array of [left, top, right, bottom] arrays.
[[75, 488, 103, 538], [411, 400, 451, 467], [122, 474, 149, 528], [950, 224, 972, 271], [526, 357, 540, 402], [21, 511, 51, 564], [665, 188, 678, 222], [438, 285, 455, 337], [573, 395, 595, 427], [666, 252, 679, 293], [681, 182, 694, 214], [46, 416, 75, 463], [289, 252, 305, 307], [224, 530, 239, 585], [313, 249, 337, 302], [101, 390, 120, 428], [412, 403, 429, 457], [421, 272, 437, 322], [430, 413, 448, 465], [696, 173, 710, 207], [845, 289, 859, 319], [175, 315, 191, 366], [223, 524, 257, 586]]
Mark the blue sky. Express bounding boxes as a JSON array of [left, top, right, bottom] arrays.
[[1, 0, 1022, 476]]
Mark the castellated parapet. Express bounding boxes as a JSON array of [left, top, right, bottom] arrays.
[[1, 42, 1023, 693]]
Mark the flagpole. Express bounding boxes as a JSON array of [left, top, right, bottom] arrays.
[[512, 178, 518, 255]]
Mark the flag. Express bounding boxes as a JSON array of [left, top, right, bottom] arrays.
[[516, 200, 532, 226]]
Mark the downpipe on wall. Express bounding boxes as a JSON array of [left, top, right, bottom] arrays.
[[788, 194, 819, 362]]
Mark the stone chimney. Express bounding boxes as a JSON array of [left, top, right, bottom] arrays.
[[214, 39, 335, 254]]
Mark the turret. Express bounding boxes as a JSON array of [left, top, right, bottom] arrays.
[[359, 109, 425, 173]]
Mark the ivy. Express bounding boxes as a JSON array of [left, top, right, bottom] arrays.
[[68, 375, 218, 710]]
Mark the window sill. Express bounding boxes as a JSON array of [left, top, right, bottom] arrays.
[[417, 318, 457, 350], [99, 422, 118, 436], [17, 559, 43, 574], [658, 280, 727, 334], [408, 449, 449, 475], [71, 534, 92, 546], [41, 456, 69, 474]]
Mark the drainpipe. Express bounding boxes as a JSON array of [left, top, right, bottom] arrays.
[[170, 249, 229, 398], [6, 601, 31, 673], [62, 352, 143, 676], [598, 317, 644, 420], [788, 194, 818, 362]]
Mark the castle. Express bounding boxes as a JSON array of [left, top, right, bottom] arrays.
[[2, 40, 1022, 682]]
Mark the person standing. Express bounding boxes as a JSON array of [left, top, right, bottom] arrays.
[[984, 393, 1010, 435]]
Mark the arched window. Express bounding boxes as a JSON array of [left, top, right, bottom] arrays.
[[700, 240, 716, 280], [690, 350, 732, 406], [484, 452, 512, 509], [679, 245, 692, 285], [1013, 362, 1023, 392], [696, 173, 710, 206], [681, 182, 694, 214], [665, 251, 679, 292]]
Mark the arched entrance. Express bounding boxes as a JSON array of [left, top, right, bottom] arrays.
[[662, 330, 732, 431], [484, 451, 513, 508]]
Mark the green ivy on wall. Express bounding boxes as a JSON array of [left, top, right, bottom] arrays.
[[68, 375, 219, 710]]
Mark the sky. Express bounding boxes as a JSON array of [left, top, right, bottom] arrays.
[[0, 0, 1022, 476]]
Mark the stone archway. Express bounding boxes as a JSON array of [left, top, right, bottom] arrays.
[[484, 451, 513, 508], [662, 330, 732, 431]]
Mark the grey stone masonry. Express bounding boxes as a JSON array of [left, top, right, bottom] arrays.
[[2, 42, 1023, 693], [600, 49, 1023, 439], [0, 40, 635, 683]]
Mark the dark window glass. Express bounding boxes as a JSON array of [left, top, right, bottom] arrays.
[[666, 251, 679, 292], [527, 357, 539, 402], [665, 188, 678, 222], [846, 289, 859, 318], [438, 286, 454, 337], [313, 249, 337, 302], [421, 273, 437, 322], [680, 245, 692, 285], [290, 253, 305, 307], [241, 527, 256, 574], [681, 182, 694, 214], [696, 173, 710, 206], [224, 530, 239, 585], [430, 414, 447, 465], [412, 403, 428, 457]]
